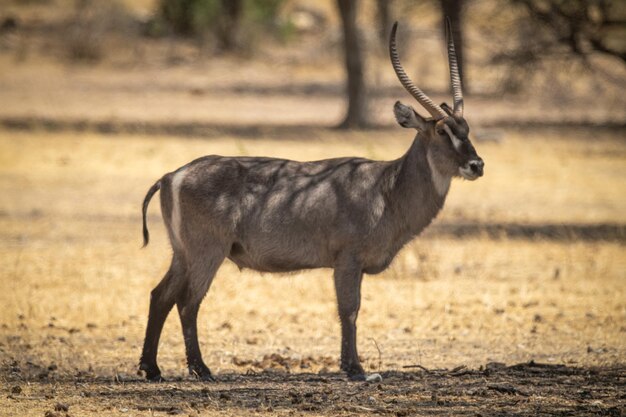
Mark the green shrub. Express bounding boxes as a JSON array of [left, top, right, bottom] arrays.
[[158, 0, 291, 43]]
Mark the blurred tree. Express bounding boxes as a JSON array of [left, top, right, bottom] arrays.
[[485, 0, 625, 92], [439, 0, 466, 89], [160, 0, 197, 35], [513, 0, 626, 63], [215, 0, 242, 51], [337, 0, 368, 129], [158, 0, 287, 52], [376, 0, 392, 49]]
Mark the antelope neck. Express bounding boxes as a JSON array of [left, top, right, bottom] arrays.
[[387, 137, 449, 236]]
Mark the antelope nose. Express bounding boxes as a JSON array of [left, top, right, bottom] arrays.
[[469, 159, 484, 176]]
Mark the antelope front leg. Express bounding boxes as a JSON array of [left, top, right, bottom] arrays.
[[333, 259, 368, 380], [334, 259, 383, 382]]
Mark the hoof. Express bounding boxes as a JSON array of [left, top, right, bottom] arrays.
[[138, 363, 164, 382], [197, 372, 216, 382], [348, 373, 366, 381], [147, 374, 165, 382], [189, 365, 216, 382]]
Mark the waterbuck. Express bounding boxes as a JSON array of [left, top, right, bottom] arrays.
[[139, 21, 484, 382]]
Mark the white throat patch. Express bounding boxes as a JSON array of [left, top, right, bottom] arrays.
[[426, 151, 451, 197]]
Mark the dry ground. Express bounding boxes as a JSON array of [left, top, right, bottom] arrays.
[[0, 127, 625, 416]]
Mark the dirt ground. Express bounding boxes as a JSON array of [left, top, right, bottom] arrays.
[[2, 363, 625, 416]]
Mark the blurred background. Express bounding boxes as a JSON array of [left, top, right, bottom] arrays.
[[0, 1, 625, 415], [1, 0, 625, 127]]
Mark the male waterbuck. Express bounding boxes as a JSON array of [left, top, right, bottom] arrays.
[[139, 21, 484, 382]]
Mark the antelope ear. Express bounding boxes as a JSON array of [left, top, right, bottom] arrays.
[[440, 102, 453, 116], [393, 101, 429, 131]]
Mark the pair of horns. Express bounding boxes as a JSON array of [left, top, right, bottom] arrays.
[[389, 19, 464, 120]]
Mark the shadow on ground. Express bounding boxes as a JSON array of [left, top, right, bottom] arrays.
[[428, 222, 626, 242], [2, 116, 626, 139]]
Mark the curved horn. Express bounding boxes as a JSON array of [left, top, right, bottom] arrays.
[[389, 22, 447, 120], [445, 17, 464, 117]]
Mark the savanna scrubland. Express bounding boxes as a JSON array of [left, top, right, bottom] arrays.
[[0, 0, 624, 416]]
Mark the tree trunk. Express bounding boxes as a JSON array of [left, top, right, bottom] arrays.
[[216, 0, 242, 52], [439, 0, 467, 91], [336, 0, 368, 129], [376, 0, 392, 50], [160, 0, 195, 35]]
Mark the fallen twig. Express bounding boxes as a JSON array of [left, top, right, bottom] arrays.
[[135, 404, 184, 413], [401, 364, 433, 373], [8, 395, 47, 400], [487, 383, 529, 396], [370, 338, 383, 371], [449, 365, 473, 376]]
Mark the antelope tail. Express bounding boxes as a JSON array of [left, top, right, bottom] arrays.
[[142, 180, 161, 247]]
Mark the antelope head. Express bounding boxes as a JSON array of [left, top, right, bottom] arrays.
[[390, 21, 484, 181]]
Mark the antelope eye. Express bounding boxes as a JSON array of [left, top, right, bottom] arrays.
[[436, 128, 445, 136]]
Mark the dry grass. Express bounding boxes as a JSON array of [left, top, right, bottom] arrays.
[[0, 127, 624, 416]]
